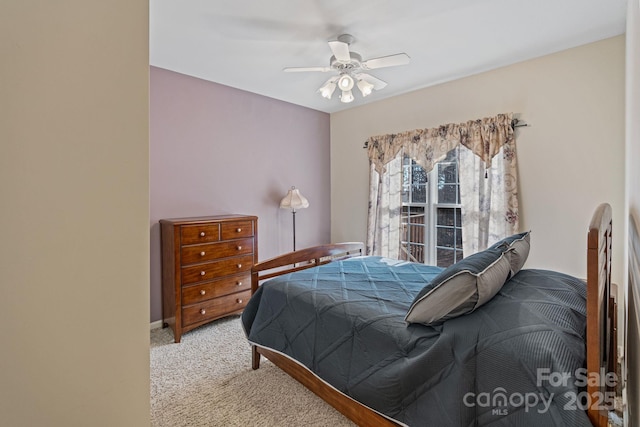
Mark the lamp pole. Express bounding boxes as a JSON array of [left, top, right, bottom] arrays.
[[292, 208, 297, 251]]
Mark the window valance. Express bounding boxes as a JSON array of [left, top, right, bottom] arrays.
[[365, 113, 514, 175]]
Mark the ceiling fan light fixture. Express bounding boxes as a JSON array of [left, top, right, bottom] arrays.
[[340, 89, 354, 103], [284, 34, 410, 105], [357, 79, 374, 97]]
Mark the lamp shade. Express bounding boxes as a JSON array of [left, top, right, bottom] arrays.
[[337, 74, 354, 91], [319, 82, 336, 99], [340, 89, 354, 103], [357, 78, 374, 97], [280, 186, 309, 210]]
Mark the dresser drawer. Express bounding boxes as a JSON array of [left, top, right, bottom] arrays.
[[181, 238, 254, 265], [221, 220, 254, 240], [182, 290, 251, 326], [181, 254, 254, 285], [182, 273, 250, 305], [181, 223, 220, 245]]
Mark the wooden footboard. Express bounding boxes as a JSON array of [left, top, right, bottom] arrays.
[[586, 203, 616, 427], [250, 242, 365, 294]]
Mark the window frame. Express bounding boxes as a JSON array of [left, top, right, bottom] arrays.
[[401, 148, 463, 267]]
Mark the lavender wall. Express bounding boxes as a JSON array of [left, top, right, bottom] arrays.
[[150, 66, 331, 322]]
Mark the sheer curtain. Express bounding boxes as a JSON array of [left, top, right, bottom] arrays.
[[458, 137, 519, 255], [366, 113, 519, 258], [366, 156, 403, 258]]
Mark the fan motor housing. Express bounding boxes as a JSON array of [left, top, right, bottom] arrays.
[[330, 52, 362, 70]]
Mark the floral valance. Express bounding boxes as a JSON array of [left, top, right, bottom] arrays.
[[365, 113, 514, 175]]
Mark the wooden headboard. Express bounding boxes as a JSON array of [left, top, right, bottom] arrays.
[[586, 203, 616, 426]]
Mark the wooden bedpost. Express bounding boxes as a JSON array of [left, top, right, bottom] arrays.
[[251, 344, 260, 370]]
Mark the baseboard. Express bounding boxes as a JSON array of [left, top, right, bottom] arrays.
[[150, 320, 163, 330]]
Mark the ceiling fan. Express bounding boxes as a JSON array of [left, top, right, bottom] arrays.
[[283, 34, 410, 104]]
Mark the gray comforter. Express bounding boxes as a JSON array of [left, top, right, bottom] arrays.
[[241, 256, 592, 426]]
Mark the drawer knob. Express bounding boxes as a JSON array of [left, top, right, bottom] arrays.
[[200, 271, 206, 276], [237, 299, 243, 304], [236, 228, 242, 232], [237, 281, 242, 286], [200, 251, 206, 256], [200, 289, 206, 295], [237, 246, 242, 250], [200, 309, 206, 315], [200, 232, 206, 237], [237, 264, 242, 269]]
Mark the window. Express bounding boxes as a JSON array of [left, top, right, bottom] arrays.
[[400, 148, 463, 267]]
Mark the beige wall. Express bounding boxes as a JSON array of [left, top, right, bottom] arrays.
[[331, 36, 625, 287], [0, 1, 150, 426]]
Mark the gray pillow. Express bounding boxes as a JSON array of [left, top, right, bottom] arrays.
[[488, 231, 531, 275], [404, 247, 512, 325]]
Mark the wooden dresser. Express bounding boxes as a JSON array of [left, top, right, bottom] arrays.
[[160, 214, 258, 343]]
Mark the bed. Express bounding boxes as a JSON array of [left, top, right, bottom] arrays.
[[241, 204, 616, 426]]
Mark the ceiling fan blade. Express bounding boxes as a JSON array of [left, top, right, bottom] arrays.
[[328, 40, 351, 63], [362, 53, 410, 70], [283, 66, 332, 73], [356, 73, 387, 90]]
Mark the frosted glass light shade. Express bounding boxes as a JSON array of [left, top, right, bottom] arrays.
[[280, 186, 309, 210], [337, 74, 354, 91], [319, 82, 336, 99], [340, 90, 354, 103], [357, 79, 374, 97]]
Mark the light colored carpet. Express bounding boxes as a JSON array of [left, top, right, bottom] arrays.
[[150, 316, 356, 426]]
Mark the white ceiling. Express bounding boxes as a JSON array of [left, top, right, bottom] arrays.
[[150, 0, 627, 114]]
